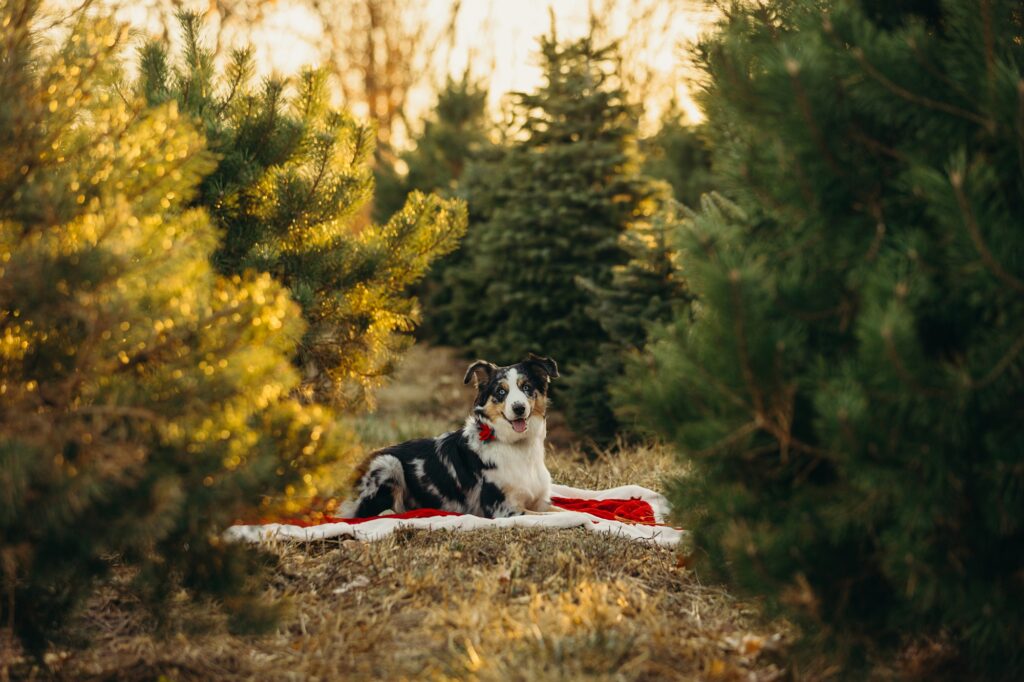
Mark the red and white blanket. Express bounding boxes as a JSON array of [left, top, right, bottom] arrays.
[[226, 484, 685, 547]]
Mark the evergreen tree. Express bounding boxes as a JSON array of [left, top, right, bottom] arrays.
[[641, 108, 714, 208], [574, 203, 692, 445], [625, 0, 1024, 674], [373, 75, 492, 341], [0, 4, 351, 652], [136, 12, 467, 408], [440, 33, 661, 429], [374, 74, 491, 223]]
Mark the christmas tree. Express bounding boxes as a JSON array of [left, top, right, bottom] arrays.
[[0, 4, 353, 652], [373, 74, 492, 341], [439, 32, 661, 433], [575, 203, 692, 445], [374, 74, 491, 223], [136, 12, 467, 408], [640, 108, 714, 208], [625, 0, 1024, 674]]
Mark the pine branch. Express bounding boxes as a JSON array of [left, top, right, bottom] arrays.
[[216, 47, 253, 117], [691, 420, 761, 458], [1016, 79, 1024, 180], [949, 169, 1024, 294], [72, 404, 161, 422], [728, 271, 767, 423], [969, 333, 1024, 390], [850, 46, 992, 130], [981, 0, 995, 95], [787, 63, 844, 177], [880, 326, 946, 397]]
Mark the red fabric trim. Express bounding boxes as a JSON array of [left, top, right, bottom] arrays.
[[478, 421, 494, 442], [249, 497, 660, 528], [265, 508, 463, 528], [551, 496, 657, 525]]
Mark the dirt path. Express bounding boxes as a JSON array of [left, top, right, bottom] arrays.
[[21, 345, 788, 681]]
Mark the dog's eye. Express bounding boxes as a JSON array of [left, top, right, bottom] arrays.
[[521, 383, 532, 394], [495, 388, 507, 400]]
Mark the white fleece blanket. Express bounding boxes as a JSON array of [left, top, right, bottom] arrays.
[[225, 484, 686, 547]]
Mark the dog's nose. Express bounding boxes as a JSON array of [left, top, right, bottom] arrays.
[[512, 402, 526, 417]]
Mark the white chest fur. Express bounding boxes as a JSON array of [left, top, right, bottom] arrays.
[[478, 421, 552, 512]]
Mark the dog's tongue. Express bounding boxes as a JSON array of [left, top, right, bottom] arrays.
[[511, 418, 528, 433]]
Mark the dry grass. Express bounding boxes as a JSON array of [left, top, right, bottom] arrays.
[[7, 345, 792, 681], [20, 526, 787, 682]]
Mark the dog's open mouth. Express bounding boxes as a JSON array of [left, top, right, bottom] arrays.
[[509, 417, 528, 433]]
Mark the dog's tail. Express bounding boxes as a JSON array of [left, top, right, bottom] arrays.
[[345, 452, 407, 518]]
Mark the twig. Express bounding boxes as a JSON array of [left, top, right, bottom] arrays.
[[882, 328, 945, 397], [949, 170, 1024, 293], [788, 65, 843, 177], [690, 420, 760, 458], [728, 274, 767, 422], [72, 405, 161, 421], [850, 47, 991, 129], [969, 333, 1024, 390]]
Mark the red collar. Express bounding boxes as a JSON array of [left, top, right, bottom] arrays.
[[478, 421, 495, 442]]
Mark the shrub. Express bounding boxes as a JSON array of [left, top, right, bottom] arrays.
[[0, 4, 352, 652], [625, 0, 1024, 674], [136, 12, 467, 408]]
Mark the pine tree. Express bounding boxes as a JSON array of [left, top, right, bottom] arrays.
[[574, 203, 692, 445], [625, 0, 1024, 674], [641, 108, 714, 208], [136, 12, 467, 408], [373, 75, 492, 341], [374, 74, 491, 223], [439, 33, 661, 427], [0, 3, 353, 652]]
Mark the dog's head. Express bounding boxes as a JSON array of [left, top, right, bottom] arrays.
[[464, 354, 559, 443]]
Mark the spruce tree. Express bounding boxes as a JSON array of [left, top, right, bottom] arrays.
[[0, 3, 353, 652], [374, 74, 491, 222], [440, 33, 661, 431], [575, 203, 692, 444], [625, 0, 1024, 674], [641, 109, 714, 208], [136, 12, 467, 408], [373, 75, 492, 341]]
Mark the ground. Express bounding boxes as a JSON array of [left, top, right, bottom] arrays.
[[7, 346, 790, 681]]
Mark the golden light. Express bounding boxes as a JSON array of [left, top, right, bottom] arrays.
[[84, 0, 712, 133]]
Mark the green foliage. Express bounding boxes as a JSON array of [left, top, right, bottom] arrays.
[[625, 0, 1024, 674], [437, 34, 663, 438], [374, 74, 491, 222], [0, 5, 351, 652], [641, 109, 714, 208], [135, 12, 467, 408], [576, 203, 692, 444], [373, 74, 492, 341]]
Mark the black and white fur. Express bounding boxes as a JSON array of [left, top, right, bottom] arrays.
[[344, 354, 559, 519]]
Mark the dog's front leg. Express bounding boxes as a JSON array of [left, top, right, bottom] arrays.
[[489, 505, 525, 518], [537, 493, 568, 512], [522, 497, 566, 515]]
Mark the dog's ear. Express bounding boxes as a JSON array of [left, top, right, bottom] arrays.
[[464, 360, 497, 387], [525, 353, 559, 380]]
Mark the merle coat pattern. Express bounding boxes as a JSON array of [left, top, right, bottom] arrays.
[[347, 354, 559, 519]]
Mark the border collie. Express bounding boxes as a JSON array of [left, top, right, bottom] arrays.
[[344, 354, 559, 519]]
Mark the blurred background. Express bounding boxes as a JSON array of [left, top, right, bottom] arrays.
[[107, 0, 713, 139]]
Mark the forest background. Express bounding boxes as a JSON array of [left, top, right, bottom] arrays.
[[1, 0, 1021, 679]]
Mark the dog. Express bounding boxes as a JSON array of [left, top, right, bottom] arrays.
[[344, 353, 559, 519]]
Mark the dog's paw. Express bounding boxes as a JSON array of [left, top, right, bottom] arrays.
[[487, 505, 525, 519]]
